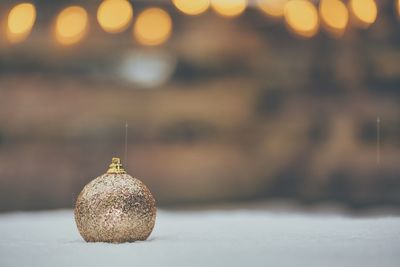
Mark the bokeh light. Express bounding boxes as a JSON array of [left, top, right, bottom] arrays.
[[6, 3, 36, 43], [133, 8, 172, 46], [119, 51, 176, 88], [55, 6, 89, 46], [284, 0, 319, 38], [257, 0, 287, 18], [348, 0, 377, 28], [211, 0, 247, 18], [173, 0, 210, 16], [319, 0, 349, 37], [397, 0, 400, 17], [97, 0, 133, 33]]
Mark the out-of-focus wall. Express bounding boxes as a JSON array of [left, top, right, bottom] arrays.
[[0, 1, 400, 211]]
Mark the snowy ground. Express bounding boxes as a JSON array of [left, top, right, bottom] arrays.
[[0, 209, 399, 267]]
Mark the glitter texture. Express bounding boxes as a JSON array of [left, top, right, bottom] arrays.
[[74, 172, 156, 243]]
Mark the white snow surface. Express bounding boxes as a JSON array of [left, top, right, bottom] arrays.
[[0, 209, 399, 267]]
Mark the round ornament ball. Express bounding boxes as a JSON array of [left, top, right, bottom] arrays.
[[74, 157, 156, 243]]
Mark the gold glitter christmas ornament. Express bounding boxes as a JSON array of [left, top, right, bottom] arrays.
[[74, 157, 156, 243]]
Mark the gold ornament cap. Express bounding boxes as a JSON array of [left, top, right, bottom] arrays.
[[107, 157, 126, 174]]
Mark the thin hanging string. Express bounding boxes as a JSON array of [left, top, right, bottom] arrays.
[[124, 121, 128, 169], [377, 117, 380, 165]]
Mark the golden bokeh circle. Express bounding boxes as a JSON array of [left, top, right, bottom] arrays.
[[284, 0, 319, 38], [173, 0, 210, 16], [257, 0, 287, 18], [211, 0, 247, 18], [97, 0, 133, 33], [319, 0, 349, 37], [348, 0, 377, 28], [6, 3, 36, 43], [133, 8, 172, 46], [55, 6, 89, 46]]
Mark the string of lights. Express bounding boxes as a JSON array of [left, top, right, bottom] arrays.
[[1, 0, 396, 46]]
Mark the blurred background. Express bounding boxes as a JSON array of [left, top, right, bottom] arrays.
[[0, 0, 399, 212]]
